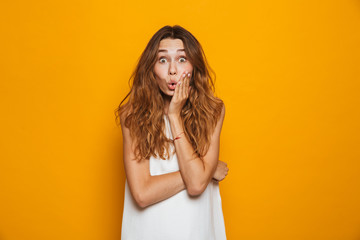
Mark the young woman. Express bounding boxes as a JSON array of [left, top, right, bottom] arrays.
[[115, 25, 229, 240]]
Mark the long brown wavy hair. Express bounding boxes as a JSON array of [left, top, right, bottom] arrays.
[[114, 25, 224, 161]]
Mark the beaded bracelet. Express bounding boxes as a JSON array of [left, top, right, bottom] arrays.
[[173, 131, 184, 142]]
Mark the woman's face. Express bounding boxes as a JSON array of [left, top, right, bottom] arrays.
[[154, 38, 193, 97]]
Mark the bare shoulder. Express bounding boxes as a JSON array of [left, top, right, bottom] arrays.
[[220, 101, 225, 119], [119, 103, 131, 128], [119, 105, 133, 144], [215, 97, 225, 118], [200, 100, 225, 172], [217, 101, 226, 128], [120, 105, 142, 163], [209, 101, 225, 141]]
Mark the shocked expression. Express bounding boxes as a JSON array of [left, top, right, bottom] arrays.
[[154, 38, 193, 96]]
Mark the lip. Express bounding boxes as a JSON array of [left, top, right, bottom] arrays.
[[167, 82, 177, 90]]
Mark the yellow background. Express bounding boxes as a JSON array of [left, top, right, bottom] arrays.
[[1, 0, 360, 239]]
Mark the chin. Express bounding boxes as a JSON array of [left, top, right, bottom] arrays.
[[165, 91, 174, 97], [160, 89, 174, 97]]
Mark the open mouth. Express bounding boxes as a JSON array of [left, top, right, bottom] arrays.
[[168, 83, 177, 90]]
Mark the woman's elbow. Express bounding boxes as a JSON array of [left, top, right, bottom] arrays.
[[187, 184, 206, 197], [133, 192, 148, 208]]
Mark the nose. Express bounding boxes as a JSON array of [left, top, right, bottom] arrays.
[[169, 61, 177, 76]]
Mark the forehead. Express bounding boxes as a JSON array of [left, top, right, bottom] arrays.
[[158, 38, 184, 53]]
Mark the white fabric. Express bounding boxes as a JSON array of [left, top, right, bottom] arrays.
[[121, 115, 227, 240]]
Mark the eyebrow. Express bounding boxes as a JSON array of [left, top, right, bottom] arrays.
[[157, 49, 185, 53]]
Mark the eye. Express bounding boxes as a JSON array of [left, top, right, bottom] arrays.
[[179, 57, 186, 63], [159, 57, 167, 63]]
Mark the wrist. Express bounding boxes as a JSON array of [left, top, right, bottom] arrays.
[[168, 113, 181, 121], [167, 114, 185, 141]]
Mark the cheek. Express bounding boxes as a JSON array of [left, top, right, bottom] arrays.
[[153, 68, 165, 86], [184, 63, 193, 73], [153, 65, 160, 77], [154, 67, 167, 81]]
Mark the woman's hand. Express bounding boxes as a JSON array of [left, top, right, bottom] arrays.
[[212, 160, 229, 183], [168, 71, 192, 117]]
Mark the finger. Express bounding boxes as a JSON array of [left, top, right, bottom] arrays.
[[174, 76, 181, 99], [176, 71, 184, 98], [186, 72, 190, 96], [180, 72, 186, 98], [184, 73, 189, 97]]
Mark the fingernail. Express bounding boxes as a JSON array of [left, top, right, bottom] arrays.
[[187, 73, 190, 77], [183, 74, 186, 77]]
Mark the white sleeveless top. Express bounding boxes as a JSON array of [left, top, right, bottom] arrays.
[[121, 115, 227, 240]]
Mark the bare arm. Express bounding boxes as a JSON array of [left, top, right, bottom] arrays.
[[168, 103, 226, 196], [121, 114, 186, 208]]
